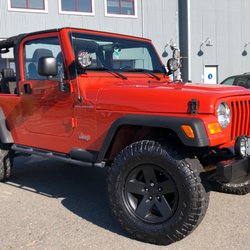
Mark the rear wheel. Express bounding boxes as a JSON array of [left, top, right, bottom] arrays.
[[0, 148, 14, 181], [108, 140, 209, 245]]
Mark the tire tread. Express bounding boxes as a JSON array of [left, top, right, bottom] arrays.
[[108, 140, 209, 245]]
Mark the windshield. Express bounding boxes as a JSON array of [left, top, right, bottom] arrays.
[[70, 32, 165, 74]]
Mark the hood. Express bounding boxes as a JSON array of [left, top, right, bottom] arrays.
[[96, 81, 249, 114]]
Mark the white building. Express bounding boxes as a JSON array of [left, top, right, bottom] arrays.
[[0, 0, 250, 83]]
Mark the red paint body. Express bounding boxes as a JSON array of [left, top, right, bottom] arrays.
[[1, 28, 250, 154]]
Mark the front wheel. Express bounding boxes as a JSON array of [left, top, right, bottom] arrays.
[[108, 140, 209, 245]]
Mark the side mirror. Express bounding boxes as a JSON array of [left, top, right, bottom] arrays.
[[166, 58, 179, 75], [38, 57, 58, 77]]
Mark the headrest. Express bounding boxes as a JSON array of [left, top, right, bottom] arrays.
[[73, 39, 98, 53], [32, 48, 53, 62]]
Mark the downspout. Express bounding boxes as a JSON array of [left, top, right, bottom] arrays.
[[178, 0, 191, 82], [141, 0, 144, 38], [187, 0, 192, 81]]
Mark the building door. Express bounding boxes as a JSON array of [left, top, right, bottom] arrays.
[[204, 65, 218, 84]]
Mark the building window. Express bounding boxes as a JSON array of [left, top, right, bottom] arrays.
[[8, 0, 48, 13], [105, 0, 137, 17], [59, 0, 95, 16]]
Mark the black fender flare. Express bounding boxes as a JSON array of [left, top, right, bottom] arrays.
[[96, 114, 209, 162], [0, 108, 14, 144]]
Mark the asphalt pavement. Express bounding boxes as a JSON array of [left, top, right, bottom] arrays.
[[0, 156, 249, 250]]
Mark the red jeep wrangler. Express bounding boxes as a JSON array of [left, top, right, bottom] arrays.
[[0, 28, 249, 245]]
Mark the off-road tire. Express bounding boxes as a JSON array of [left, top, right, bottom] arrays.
[[210, 175, 250, 195], [107, 140, 209, 245], [0, 149, 14, 181]]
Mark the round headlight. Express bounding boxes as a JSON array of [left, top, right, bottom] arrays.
[[217, 102, 231, 129]]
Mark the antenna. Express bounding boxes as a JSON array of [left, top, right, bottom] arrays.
[[68, 18, 83, 102]]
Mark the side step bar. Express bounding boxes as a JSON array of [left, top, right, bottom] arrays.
[[11, 144, 105, 168]]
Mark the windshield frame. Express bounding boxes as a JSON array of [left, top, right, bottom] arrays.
[[69, 31, 166, 75]]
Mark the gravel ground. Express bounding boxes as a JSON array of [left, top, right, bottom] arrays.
[[0, 156, 249, 250]]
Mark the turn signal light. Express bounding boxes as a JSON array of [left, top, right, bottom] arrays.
[[181, 125, 195, 139], [208, 122, 221, 135]]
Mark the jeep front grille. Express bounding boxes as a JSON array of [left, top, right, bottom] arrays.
[[231, 99, 250, 140]]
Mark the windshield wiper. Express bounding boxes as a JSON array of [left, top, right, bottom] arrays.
[[93, 67, 127, 80], [123, 69, 161, 81]]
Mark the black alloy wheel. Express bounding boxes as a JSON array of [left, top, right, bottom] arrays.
[[108, 140, 209, 245], [124, 164, 178, 224]]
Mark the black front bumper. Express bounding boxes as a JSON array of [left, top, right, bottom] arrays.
[[216, 157, 250, 183]]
